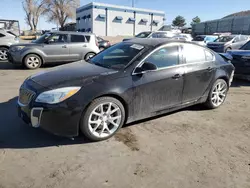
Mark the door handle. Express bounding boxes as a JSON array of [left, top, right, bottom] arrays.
[[172, 74, 182, 79], [62, 45, 67, 48], [83, 45, 87, 47], [207, 67, 213, 72]]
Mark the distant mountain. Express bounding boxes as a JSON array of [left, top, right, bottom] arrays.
[[223, 10, 250, 19]]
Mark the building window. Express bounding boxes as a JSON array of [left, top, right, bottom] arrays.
[[152, 20, 159, 26], [115, 16, 123, 20], [128, 17, 136, 22], [98, 14, 106, 19], [139, 18, 148, 25], [113, 16, 123, 23]]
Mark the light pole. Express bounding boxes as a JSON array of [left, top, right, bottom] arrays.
[[132, 0, 134, 7]]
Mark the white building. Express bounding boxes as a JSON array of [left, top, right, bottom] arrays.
[[76, 2, 165, 36]]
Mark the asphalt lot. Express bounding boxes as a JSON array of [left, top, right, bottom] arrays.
[[0, 61, 250, 188]]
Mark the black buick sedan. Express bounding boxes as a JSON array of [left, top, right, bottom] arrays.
[[18, 39, 235, 141]]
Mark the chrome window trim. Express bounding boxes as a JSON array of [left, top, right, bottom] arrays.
[[132, 43, 182, 75]]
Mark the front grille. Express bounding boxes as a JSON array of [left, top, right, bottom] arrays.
[[18, 88, 35, 105]]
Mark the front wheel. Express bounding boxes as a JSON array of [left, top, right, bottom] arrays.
[[84, 52, 96, 61], [0, 47, 8, 61], [23, 54, 42, 69], [225, 47, 231, 52], [80, 97, 126, 141], [205, 79, 228, 109]]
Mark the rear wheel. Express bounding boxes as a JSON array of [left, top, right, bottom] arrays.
[[225, 47, 231, 52], [23, 54, 42, 69], [0, 47, 8, 61], [84, 52, 96, 61], [80, 97, 125, 141], [205, 79, 228, 109], [99, 47, 105, 51]]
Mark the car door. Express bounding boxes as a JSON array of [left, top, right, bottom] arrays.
[[132, 44, 185, 117], [181, 43, 216, 103], [67, 34, 90, 61], [233, 42, 250, 75], [231, 36, 243, 49], [41, 33, 70, 62]]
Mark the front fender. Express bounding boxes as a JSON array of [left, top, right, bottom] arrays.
[[20, 48, 46, 63]]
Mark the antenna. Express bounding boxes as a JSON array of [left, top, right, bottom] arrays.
[[132, 0, 135, 7]]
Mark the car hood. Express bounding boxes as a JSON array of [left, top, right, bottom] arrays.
[[30, 61, 117, 89], [227, 50, 250, 56], [207, 42, 226, 46]]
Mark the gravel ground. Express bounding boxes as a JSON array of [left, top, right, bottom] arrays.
[[0, 61, 250, 188]]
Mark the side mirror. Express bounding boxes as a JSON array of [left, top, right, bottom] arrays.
[[134, 62, 157, 74]]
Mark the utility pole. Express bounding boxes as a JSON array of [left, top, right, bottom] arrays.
[[132, 0, 134, 7]]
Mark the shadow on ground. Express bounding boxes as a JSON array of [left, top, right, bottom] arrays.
[[231, 79, 250, 87], [0, 79, 248, 149], [0, 97, 89, 149]]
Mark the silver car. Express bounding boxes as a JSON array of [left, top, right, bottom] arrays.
[[8, 31, 100, 69], [0, 29, 19, 61]]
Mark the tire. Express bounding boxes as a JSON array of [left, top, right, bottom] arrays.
[[225, 47, 231, 52], [80, 97, 126, 141], [205, 79, 228, 109], [24, 54, 42, 69], [84, 52, 96, 61], [0, 47, 9, 62], [99, 47, 105, 51]]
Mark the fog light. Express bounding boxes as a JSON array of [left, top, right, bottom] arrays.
[[31, 108, 43, 128]]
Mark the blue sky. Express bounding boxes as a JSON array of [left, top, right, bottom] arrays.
[[1, 0, 249, 30]]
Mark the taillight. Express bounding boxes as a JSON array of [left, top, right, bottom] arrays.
[[95, 38, 99, 47]]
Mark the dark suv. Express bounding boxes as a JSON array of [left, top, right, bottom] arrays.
[[8, 31, 100, 69]]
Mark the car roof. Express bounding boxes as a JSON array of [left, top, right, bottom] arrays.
[[49, 31, 94, 36], [124, 38, 199, 47]]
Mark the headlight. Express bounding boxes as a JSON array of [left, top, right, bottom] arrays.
[[35, 87, 81, 104], [11, 46, 26, 52]]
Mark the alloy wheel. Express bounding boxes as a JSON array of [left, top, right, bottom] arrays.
[[211, 81, 227, 107], [88, 102, 122, 138], [27, 56, 40, 68], [0, 49, 8, 61]]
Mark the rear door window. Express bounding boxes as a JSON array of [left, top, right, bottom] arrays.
[[0, 33, 5, 37], [70, 35, 86, 43], [183, 44, 206, 63]]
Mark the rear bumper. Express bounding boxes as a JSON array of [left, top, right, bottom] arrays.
[[18, 100, 82, 137]]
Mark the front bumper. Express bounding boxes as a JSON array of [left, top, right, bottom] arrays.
[[7, 51, 23, 64], [17, 99, 83, 137]]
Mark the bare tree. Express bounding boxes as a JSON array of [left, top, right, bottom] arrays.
[[44, 0, 78, 29], [22, 0, 46, 31]]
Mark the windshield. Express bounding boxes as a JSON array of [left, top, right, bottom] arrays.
[[205, 36, 217, 42], [240, 41, 250, 50], [192, 36, 205, 41], [135, 32, 151, 38], [215, 36, 234, 42], [32, 32, 52, 43], [89, 42, 145, 69]]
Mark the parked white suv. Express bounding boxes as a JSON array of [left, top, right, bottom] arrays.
[[0, 29, 19, 61]]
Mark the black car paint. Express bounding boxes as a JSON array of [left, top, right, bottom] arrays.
[[18, 40, 234, 137], [228, 50, 250, 75]]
